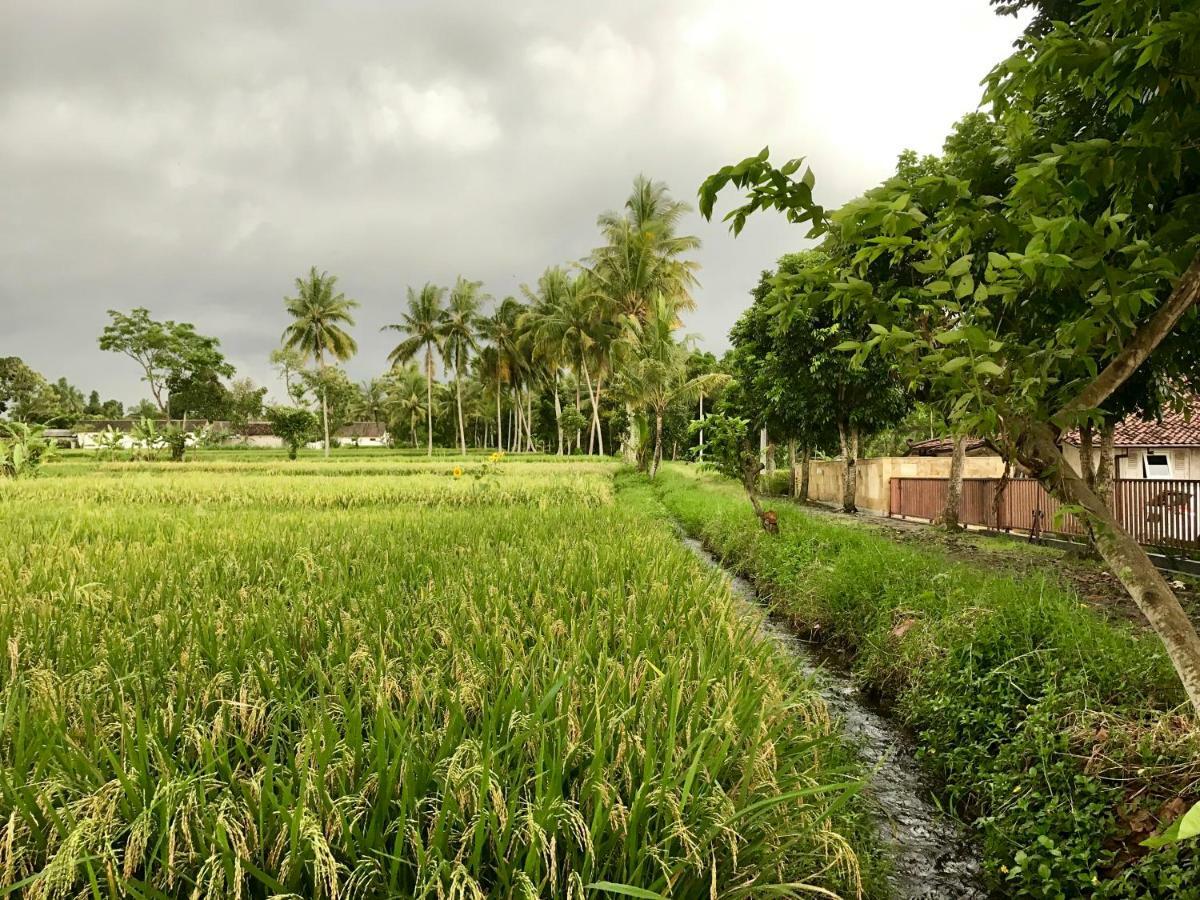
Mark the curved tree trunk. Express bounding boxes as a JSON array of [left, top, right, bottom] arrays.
[[455, 374, 466, 455], [649, 410, 664, 478], [942, 435, 967, 530], [594, 376, 605, 456], [787, 439, 797, 496], [1024, 424, 1200, 714], [698, 393, 705, 462]]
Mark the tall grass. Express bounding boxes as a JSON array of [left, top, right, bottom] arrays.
[[0, 458, 877, 898], [654, 464, 1200, 898]]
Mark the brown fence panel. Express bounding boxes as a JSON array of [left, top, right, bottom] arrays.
[[889, 476, 1199, 554]]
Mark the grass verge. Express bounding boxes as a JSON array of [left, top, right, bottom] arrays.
[[653, 464, 1200, 899]]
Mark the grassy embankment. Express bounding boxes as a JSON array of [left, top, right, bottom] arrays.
[[654, 464, 1200, 899], [0, 457, 882, 898]]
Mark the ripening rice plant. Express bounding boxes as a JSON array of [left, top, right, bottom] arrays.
[[0, 461, 876, 898]]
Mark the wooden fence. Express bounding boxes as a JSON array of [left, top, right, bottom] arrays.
[[889, 477, 1200, 552]]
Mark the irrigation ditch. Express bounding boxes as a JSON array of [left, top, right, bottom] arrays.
[[679, 534, 987, 899]]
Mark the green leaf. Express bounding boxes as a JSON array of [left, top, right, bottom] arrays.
[[587, 883, 669, 899], [987, 252, 1010, 270], [955, 275, 975, 299], [926, 281, 951, 295], [941, 356, 972, 373], [946, 255, 972, 277], [1143, 801, 1200, 849], [974, 360, 1004, 376]]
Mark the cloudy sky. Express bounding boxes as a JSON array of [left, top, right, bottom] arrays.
[[1, 1, 1028, 405]]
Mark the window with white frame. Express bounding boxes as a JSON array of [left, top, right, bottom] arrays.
[[1142, 449, 1174, 479]]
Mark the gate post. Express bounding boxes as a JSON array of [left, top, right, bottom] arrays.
[[889, 477, 900, 517]]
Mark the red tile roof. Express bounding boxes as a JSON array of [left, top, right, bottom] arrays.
[[1065, 398, 1200, 448]]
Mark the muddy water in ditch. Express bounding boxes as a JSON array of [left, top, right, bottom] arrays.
[[681, 537, 986, 899]]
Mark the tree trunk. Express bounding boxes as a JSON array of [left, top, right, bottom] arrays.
[[496, 382, 503, 451], [594, 377, 606, 456], [787, 439, 797, 496], [1079, 425, 1096, 488], [1097, 422, 1115, 509], [799, 445, 811, 503], [525, 390, 535, 452], [838, 422, 858, 513], [455, 373, 466, 455], [425, 347, 434, 457], [942, 435, 967, 530], [698, 393, 705, 462], [582, 359, 599, 456], [575, 377, 582, 453], [649, 411, 663, 478], [553, 373, 563, 455], [1024, 424, 1200, 715]]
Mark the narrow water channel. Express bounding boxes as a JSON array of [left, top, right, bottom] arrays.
[[680, 536, 987, 899]]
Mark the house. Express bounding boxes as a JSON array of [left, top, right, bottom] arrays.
[[305, 422, 389, 449], [1063, 400, 1200, 480]]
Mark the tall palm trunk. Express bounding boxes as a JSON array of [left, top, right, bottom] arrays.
[[525, 390, 535, 452], [455, 370, 466, 455], [575, 375, 583, 452], [649, 410, 664, 478], [698, 393, 705, 461], [425, 346, 434, 457], [582, 359, 601, 456], [594, 375, 605, 456], [496, 382, 503, 451], [317, 348, 330, 459], [553, 372, 563, 455]]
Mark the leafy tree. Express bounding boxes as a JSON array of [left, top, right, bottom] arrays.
[[298, 366, 358, 441], [269, 347, 309, 404], [384, 283, 446, 457], [166, 369, 230, 420], [128, 398, 160, 419], [700, 0, 1200, 710], [281, 268, 359, 458], [99, 308, 233, 415], [264, 406, 319, 460], [1, 358, 46, 417], [226, 378, 267, 439]]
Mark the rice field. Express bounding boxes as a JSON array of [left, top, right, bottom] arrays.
[[0, 456, 875, 898]]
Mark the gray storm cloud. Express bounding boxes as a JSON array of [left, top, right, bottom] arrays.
[[1, 0, 1027, 403]]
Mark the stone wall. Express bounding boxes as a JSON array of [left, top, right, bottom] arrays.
[[803, 455, 1007, 515]]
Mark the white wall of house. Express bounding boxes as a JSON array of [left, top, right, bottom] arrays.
[[1063, 444, 1200, 480]]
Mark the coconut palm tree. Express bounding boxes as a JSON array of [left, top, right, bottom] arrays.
[[590, 177, 701, 461], [383, 283, 446, 456], [590, 175, 701, 323], [482, 297, 526, 451], [384, 364, 427, 448], [282, 267, 359, 458], [615, 293, 728, 478], [521, 267, 574, 454], [441, 277, 489, 455]]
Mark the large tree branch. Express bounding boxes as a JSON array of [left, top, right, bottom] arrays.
[[1057, 251, 1200, 421]]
